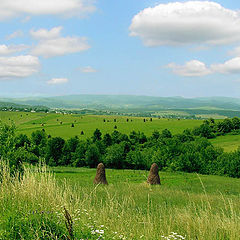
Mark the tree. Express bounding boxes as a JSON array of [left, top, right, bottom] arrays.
[[15, 134, 30, 149], [31, 130, 47, 146], [60, 137, 79, 165], [72, 141, 88, 167], [111, 130, 122, 144], [151, 130, 160, 140], [104, 143, 125, 168], [46, 137, 65, 166], [92, 128, 102, 142], [67, 137, 79, 152], [161, 129, 172, 138], [129, 131, 147, 144], [85, 143, 101, 168], [103, 133, 112, 147], [232, 117, 240, 130], [30, 130, 47, 157], [193, 124, 214, 139], [217, 119, 233, 133], [0, 123, 18, 169]]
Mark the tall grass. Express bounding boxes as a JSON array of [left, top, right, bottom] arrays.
[[0, 160, 240, 239]]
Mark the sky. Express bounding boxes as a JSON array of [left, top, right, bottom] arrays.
[[1, 0, 240, 98]]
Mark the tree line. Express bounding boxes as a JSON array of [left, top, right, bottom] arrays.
[[1, 117, 240, 178]]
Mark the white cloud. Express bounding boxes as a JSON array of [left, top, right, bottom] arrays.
[[6, 30, 24, 40], [211, 57, 240, 74], [168, 58, 240, 77], [80, 66, 97, 73], [30, 27, 90, 58], [130, 1, 240, 46], [0, 44, 29, 55], [0, 0, 96, 21], [47, 78, 69, 85], [30, 26, 62, 40], [167, 60, 212, 77], [0, 55, 40, 79]]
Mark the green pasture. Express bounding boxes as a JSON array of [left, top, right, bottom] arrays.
[[52, 166, 240, 196], [2, 111, 240, 152], [0, 111, 203, 139], [210, 134, 240, 152]]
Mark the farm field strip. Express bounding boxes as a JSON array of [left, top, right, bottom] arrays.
[[1, 111, 240, 151], [0, 111, 202, 139]]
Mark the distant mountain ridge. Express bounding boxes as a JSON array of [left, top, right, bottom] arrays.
[[0, 95, 240, 111]]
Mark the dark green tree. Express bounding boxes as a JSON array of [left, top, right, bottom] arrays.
[[85, 143, 101, 168], [46, 137, 65, 166], [92, 128, 102, 142]]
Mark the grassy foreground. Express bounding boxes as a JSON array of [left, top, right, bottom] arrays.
[[1, 163, 240, 240]]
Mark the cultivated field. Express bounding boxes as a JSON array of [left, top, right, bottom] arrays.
[[0, 111, 202, 139], [2, 111, 240, 152]]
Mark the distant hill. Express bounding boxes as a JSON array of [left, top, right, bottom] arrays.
[[0, 101, 30, 109], [1, 95, 240, 112], [0, 100, 49, 112]]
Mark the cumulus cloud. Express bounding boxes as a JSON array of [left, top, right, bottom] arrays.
[[47, 78, 69, 85], [0, 44, 29, 55], [0, 55, 40, 79], [0, 0, 96, 21], [211, 57, 240, 74], [167, 60, 212, 77], [168, 57, 240, 77], [30, 26, 62, 40], [30, 26, 90, 58], [130, 1, 240, 46], [80, 66, 97, 73]]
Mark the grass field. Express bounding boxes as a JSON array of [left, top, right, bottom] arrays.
[[1, 111, 240, 152], [53, 166, 240, 195], [210, 134, 240, 152], [0, 111, 203, 139], [1, 163, 240, 240]]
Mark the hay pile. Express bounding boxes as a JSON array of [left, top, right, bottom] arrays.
[[93, 163, 108, 185], [147, 163, 161, 185]]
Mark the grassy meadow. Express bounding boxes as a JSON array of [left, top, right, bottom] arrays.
[[0, 111, 203, 139], [210, 134, 240, 152], [1, 163, 240, 240], [2, 111, 240, 152]]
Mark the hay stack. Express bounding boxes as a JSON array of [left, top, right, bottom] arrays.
[[147, 163, 161, 185], [93, 163, 108, 185]]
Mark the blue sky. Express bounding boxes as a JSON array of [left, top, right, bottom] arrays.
[[1, 0, 240, 98]]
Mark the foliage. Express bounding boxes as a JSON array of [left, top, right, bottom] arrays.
[[1, 116, 240, 178]]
